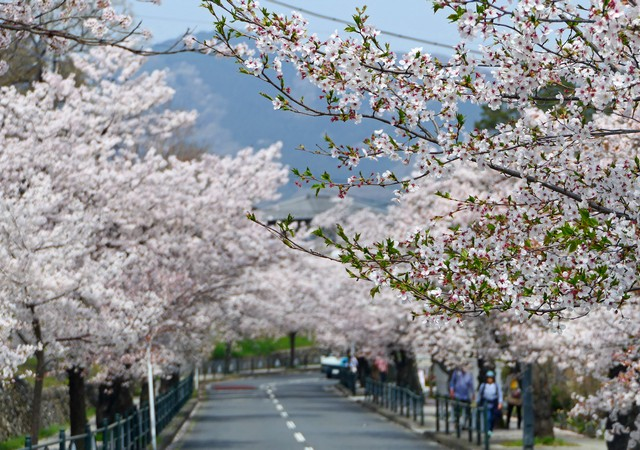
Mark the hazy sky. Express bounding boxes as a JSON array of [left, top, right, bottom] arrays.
[[131, 0, 462, 53]]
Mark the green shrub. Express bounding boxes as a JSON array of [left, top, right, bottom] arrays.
[[211, 335, 314, 359]]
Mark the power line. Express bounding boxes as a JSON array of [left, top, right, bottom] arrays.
[[138, 2, 480, 55], [135, 14, 214, 26], [264, 0, 480, 55]]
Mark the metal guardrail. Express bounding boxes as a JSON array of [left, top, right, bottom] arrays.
[[338, 368, 357, 395], [21, 374, 194, 450], [434, 394, 490, 450], [363, 379, 491, 449], [207, 350, 324, 376], [364, 378, 425, 426]]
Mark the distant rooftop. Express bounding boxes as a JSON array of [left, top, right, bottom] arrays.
[[256, 192, 388, 224]]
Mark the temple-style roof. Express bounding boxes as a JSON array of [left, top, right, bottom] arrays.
[[256, 192, 388, 224]]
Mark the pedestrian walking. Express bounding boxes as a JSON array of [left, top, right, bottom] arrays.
[[349, 354, 358, 373], [449, 364, 474, 429], [504, 369, 522, 429], [374, 355, 389, 383], [478, 370, 503, 436]]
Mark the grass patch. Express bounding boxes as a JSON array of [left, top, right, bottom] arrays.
[[500, 437, 577, 447], [0, 423, 68, 450], [212, 335, 314, 359], [0, 435, 26, 450]]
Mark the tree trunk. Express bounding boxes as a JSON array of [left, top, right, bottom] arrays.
[[29, 346, 45, 444], [392, 349, 422, 393], [606, 365, 638, 450], [68, 367, 87, 450], [532, 361, 554, 438], [159, 371, 180, 395], [29, 312, 45, 445], [605, 404, 639, 450], [140, 379, 149, 405], [289, 331, 296, 368], [96, 378, 134, 425]]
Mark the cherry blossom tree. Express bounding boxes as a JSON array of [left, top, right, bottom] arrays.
[[204, 0, 640, 320], [0, 39, 289, 439], [201, 2, 640, 443], [0, 0, 199, 79]]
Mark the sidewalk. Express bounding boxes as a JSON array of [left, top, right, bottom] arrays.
[[336, 385, 605, 449]]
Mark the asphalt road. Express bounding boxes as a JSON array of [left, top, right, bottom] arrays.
[[170, 372, 443, 450]]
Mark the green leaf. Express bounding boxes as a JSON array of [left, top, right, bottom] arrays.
[[311, 183, 325, 195]]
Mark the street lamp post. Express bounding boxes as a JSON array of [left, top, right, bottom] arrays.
[[147, 344, 157, 450]]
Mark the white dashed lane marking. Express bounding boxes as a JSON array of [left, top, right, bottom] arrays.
[[263, 381, 312, 448]]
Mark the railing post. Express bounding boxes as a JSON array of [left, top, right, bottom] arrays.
[[85, 423, 93, 450], [467, 403, 473, 442], [59, 429, 65, 450], [132, 409, 139, 450], [127, 412, 133, 449], [392, 387, 396, 412], [102, 418, 110, 450], [405, 391, 409, 417], [421, 394, 425, 426], [395, 387, 399, 413], [403, 390, 407, 417], [476, 406, 482, 446], [456, 399, 461, 439], [483, 405, 490, 450], [115, 413, 122, 450], [141, 405, 148, 448], [445, 397, 450, 434], [383, 384, 387, 408], [435, 396, 440, 432]]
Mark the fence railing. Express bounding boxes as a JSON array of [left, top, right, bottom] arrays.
[[434, 394, 490, 450], [206, 349, 324, 376], [364, 378, 425, 426], [21, 374, 194, 450], [337, 367, 357, 395]]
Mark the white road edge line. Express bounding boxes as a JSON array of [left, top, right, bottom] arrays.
[[294, 432, 306, 443]]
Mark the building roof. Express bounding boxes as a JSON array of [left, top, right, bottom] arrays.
[[256, 192, 387, 224]]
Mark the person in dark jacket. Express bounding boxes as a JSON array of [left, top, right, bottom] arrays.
[[449, 365, 474, 429]]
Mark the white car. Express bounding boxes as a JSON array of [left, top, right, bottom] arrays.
[[320, 356, 348, 378]]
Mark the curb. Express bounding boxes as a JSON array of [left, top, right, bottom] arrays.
[[158, 396, 199, 450], [335, 383, 483, 450]]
